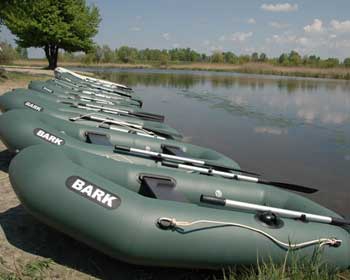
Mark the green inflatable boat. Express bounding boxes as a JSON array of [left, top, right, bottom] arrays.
[[9, 144, 350, 268], [0, 90, 182, 140], [0, 109, 241, 171]]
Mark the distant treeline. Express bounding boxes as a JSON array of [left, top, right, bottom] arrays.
[[61, 46, 350, 68], [1, 41, 350, 68]]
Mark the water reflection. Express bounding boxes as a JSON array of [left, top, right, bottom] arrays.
[[91, 68, 350, 92], [75, 68, 350, 214]]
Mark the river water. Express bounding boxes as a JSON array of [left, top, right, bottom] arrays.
[[75, 68, 350, 215]]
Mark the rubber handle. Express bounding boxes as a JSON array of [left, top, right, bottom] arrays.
[[161, 162, 179, 168], [331, 217, 350, 226], [114, 145, 131, 152], [200, 195, 226, 206]]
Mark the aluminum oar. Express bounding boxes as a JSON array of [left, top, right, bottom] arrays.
[[162, 162, 318, 193], [201, 195, 349, 226], [114, 145, 259, 176]]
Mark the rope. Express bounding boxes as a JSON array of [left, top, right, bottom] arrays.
[[157, 217, 342, 250]]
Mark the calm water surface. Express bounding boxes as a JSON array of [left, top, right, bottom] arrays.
[[75, 68, 350, 215]]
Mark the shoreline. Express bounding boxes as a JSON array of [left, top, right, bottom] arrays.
[[4, 60, 350, 81], [1, 70, 350, 279]]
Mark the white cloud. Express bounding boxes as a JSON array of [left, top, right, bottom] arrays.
[[162, 33, 170, 40], [247, 18, 256, 24], [261, 3, 298, 12], [220, 32, 253, 42], [130, 26, 141, 32], [297, 37, 309, 46], [172, 43, 180, 48], [231, 32, 253, 42], [244, 47, 256, 53], [268, 34, 296, 44], [219, 35, 226, 41], [269, 21, 290, 29], [210, 45, 224, 52], [266, 34, 311, 52], [304, 19, 323, 33], [202, 40, 210, 46], [330, 20, 350, 32]]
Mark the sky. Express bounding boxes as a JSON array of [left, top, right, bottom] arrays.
[[1, 0, 350, 59]]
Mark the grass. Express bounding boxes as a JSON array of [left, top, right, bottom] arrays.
[[1, 250, 349, 280], [0, 256, 53, 280], [222, 248, 350, 280]]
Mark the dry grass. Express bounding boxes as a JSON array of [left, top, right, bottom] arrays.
[[169, 62, 350, 79]]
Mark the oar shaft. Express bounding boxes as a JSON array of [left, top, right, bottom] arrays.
[[88, 115, 143, 129], [83, 103, 129, 114], [106, 125, 165, 140], [124, 147, 204, 164], [200, 195, 338, 225], [175, 163, 259, 182]]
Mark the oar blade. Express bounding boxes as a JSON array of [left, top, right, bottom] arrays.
[[264, 181, 318, 194]]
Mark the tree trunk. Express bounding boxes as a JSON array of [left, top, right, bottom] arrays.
[[44, 44, 59, 70]]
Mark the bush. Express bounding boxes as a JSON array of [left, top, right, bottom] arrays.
[[0, 67, 7, 80], [0, 42, 18, 64]]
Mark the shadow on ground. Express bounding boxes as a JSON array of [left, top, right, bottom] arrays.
[[0, 149, 14, 173], [0, 206, 215, 279], [0, 148, 215, 279]]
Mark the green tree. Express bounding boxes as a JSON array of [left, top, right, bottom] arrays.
[[15, 45, 28, 59], [101, 45, 115, 63], [159, 51, 169, 66], [343, 57, 350, 68], [238, 55, 250, 64], [251, 52, 259, 62], [322, 57, 339, 68], [116, 46, 138, 63], [288, 50, 302, 66], [278, 53, 289, 65], [2, 0, 100, 69], [93, 45, 103, 63], [259, 53, 267, 62], [223, 52, 238, 64], [211, 51, 224, 63]]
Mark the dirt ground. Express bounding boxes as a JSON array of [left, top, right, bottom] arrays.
[[0, 70, 212, 280]]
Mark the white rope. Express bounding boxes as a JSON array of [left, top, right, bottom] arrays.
[[158, 218, 342, 250]]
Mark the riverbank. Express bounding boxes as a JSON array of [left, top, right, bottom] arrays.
[[6, 59, 350, 80], [0, 71, 350, 280]]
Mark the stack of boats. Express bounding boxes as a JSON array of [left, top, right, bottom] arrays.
[[0, 67, 349, 269]]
